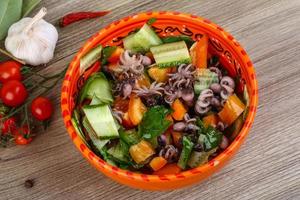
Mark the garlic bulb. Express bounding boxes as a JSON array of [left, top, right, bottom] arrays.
[[5, 8, 58, 66]]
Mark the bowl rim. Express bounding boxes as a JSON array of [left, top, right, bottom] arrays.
[[61, 11, 258, 182]]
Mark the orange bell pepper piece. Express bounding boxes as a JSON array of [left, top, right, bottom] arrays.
[[150, 157, 168, 171], [171, 99, 187, 121], [218, 94, 245, 126], [171, 131, 183, 148], [129, 140, 155, 164], [122, 112, 135, 129], [136, 74, 151, 88], [190, 34, 208, 68], [202, 114, 218, 128], [148, 66, 170, 83], [128, 95, 147, 126], [153, 164, 182, 175]]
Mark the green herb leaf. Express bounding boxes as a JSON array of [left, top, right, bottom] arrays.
[[161, 35, 195, 48], [22, 0, 41, 17], [196, 118, 206, 135], [178, 136, 194, 169], [198, 126, 222, 151], [138, 106, 171, 139], [101, 46, 117, 65], [146, 17, 157, 26], [0, 0, 23, 40]]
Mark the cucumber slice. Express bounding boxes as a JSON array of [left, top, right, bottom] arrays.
[[90, 95, 105, 105], [79, 72, 113, 104], [80, 45, 102, 73], [123, 23, 162, 52], [82, 104, 119, 140], [194, 69, 219, 95], [99, 146, 117, 166], [187, 148, 217, 168], [71, 110, 89, 147], [119, 129, 140, 146], [177, 136, 194, 169], [150, 41, 191, 68], [82, 116, 108, 150], [90, 95, 121, 131], [107, 141, 129, 163]]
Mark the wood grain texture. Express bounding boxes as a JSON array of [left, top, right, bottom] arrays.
[[0, 0, 300, 199]]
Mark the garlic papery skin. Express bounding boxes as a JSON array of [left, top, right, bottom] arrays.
[[5, 7, 58, 66]]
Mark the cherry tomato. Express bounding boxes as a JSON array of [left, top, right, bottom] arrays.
[[0, 80, 28, 107], [30, 97, 53, 121], [0, 117, 17, 135], [14, 126, 32, 145], [0, 61, 22, 83]]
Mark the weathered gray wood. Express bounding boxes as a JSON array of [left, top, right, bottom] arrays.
[[0, 0, 300, 199]]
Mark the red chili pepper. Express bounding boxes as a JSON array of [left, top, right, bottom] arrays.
[[59, 11, 110, 27]]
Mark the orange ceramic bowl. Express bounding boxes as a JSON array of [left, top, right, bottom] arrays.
[[61, 11, 258, 190]]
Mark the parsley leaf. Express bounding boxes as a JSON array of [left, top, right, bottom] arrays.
[[138, 106, 172, 139], [161, 35, 195, 48]]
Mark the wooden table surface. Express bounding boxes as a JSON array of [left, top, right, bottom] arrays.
[[1, 0, 300, 199]]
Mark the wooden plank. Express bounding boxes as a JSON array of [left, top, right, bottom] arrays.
[[0, 0, 300, 199]]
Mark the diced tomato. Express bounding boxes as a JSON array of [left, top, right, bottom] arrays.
[[108, 47, 124, 64]]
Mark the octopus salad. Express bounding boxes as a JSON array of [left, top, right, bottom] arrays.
[[72, 20, 249, 174]]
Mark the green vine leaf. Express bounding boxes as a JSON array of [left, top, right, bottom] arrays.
[[0, 0, 23, 40], [22, 0, 41, 17]]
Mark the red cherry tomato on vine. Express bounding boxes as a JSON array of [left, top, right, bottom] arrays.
[[0, 80, 28, 107], [0, 117, 17, 135], [15, 135, 32, 145], [30, 97, 53, 121], [0, 61, 22, 83], [13, 126, 32, 145]]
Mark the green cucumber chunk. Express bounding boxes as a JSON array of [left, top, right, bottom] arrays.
[[119, 129, 140, 146], [99, 146, 117, 166], [82, 104, 119, 140], [107, 141, 129, 163], [123, 23, 162, 52], [194, 69, 219, 95], [90, 95, 105, 106], [150, 41, 191, 68], [82, 116, 108, 150], [79, 72, 113, 104], [187, 148, 217, 168], [80, 45, 102, 73], [71, 110, 89, 147], [177, 136, 194, 169]]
